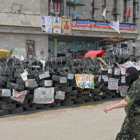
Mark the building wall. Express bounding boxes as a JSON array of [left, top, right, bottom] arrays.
[[77, 0, 140, 57], [0, 0, 49, 27], [0, 34, 48, 59], [0, 0, 49, 59], [0, 0, 139, 58], [0, 0, 40, 14]]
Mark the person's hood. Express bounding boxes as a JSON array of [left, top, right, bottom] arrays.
[[125, 67, 139, 87]]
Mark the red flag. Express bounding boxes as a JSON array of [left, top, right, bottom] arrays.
[[58, 2, 61, 15], [90, 8, 94, 17], [128, 8, 131, 17], [102, 5, 107, 19], [51, 0, 53, 9]]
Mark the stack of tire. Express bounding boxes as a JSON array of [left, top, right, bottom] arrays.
[[0, 55, 129, 116]]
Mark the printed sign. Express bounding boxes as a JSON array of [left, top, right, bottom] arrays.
[[44, 71, 50, 78], [60, 77, 67, 83], [68, 74, 74, 80], [108, 78, 119, 90], [41, 16, 52, 33], [114, 68, 121, 75], [39, 73, 46, 80], [55, 91, 65, 100], [61, 17, 71, 34], [119, 86, 128, 97], [108, 68, 112, 74], [11, 90, 27, 103], [53, 17, 61, 34], [75, 74, 94, 89], [98, 75, 101, 82], [102, 75, 108, 82], [121, 76, 126, 83], [0, 89, 11, 97], [33, 88, 54, 104]]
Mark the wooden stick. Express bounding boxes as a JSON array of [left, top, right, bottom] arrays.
[[97, 57, 108, 66]]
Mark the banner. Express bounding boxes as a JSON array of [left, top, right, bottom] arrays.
[[61, 17, 71, 34], [71, 20, 137, 31], [102, 5, 107, 19], [110, 20, 120, 34], [11, 90, 27, 103], [41, 16, 52, 33], [75, 74, 94, 89], [53, 17, 61, 34]]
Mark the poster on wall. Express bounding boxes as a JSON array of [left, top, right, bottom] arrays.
[[61, 17, 71, 35], [12, 47, 26, 60], [41, 16, 46, 32], [41, 16, 53, 33], [53, 17, 61, 34], [75, 74, 94, 89]]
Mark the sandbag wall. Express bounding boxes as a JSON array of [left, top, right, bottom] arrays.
[[0, 55, 126, 116]]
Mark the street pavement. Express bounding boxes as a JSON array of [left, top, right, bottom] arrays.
[[0, 99, 125, 140]]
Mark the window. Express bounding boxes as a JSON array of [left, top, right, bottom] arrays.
[[66, 5, 75, 17], [66, 0, 85, 18], [123, 0, 127, 22], [133, 0, 137, 23], [48, 37, 54, 57], [26, 40, 35, 58], [49, 0, 62, 16], [102, 0, 106, 8], [112, 0, 117, 21]]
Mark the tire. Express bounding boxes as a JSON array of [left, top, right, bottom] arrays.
[[74, 98, 85, 104], [0, 110, 7, 116], [2, 104, 16, 110], [95, 81, 101, 88], [11, 107, 23, 114], [90, 89, 100, 95], [62, 99, 74, 106], [102, 86, 108, 91], [70, 90, 78, 96]]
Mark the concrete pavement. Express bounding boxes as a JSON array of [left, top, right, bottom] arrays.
[[0, 99, 125, 140]]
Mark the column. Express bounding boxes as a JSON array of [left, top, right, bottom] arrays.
[[54, 38, 58, 57]]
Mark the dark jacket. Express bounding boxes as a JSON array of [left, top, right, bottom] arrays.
[[125, 78, 140, 117]]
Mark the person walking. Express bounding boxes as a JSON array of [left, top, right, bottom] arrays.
[[104, 67, 140, 140]]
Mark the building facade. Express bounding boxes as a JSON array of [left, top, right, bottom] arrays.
[[0, 0, 139, 59]]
